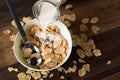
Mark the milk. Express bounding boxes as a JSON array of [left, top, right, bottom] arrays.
[[38, 2, 58, 29]]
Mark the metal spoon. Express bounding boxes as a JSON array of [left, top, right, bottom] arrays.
[[5, 0, 42, 66]]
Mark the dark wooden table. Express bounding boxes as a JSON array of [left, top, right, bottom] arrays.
[[0, 0, 120, 80]]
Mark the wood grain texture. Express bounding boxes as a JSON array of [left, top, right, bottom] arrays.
[[0, 0, 120, 80]]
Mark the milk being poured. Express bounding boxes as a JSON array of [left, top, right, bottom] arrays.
[[38, 2, 59, 28]]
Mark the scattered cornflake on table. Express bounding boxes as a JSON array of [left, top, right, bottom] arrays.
[[60, 76, 65, 79], [80, 24, 88, 32], [91, 25, 100, 34], [22, 16, 32, 24], [17, 72, 31, 80], [78, 58, 86, 63], [64, 13, 76, 21], [59, 16, 65, 22], [13, 68, 19, 72], [107, 60, 112, 65], [82, 64, 90, 72], [26, 69, 34, 75], [65, 4, 73, 10], [93, 49, 102, 57], [11, 20, 24, 28], [90, 17, 99, 24], [73, 60, 77, 64], [80, 33, 88, 41], [57, 67, 64, 72], [10, 34, 16, 41], [3, 29, 11, 35], [76, 49, 86, 58], [81, 18, 89, 24], [8, 67, 14, 72], [78, 68, 86, 77], [64, 20, 71, 28], [31, 72, 41, 80], [49, 73, 54, 78]]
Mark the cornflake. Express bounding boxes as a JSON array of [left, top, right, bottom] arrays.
[[17, 72, 26, 79], [64, 14, 76, 21], [65, 4, 73, 10], [11, 20, 24, 28], [81, 18, 89, 24], [60, 76, 65, 79], [78, 68, 86, 77], [57, 67, 64, 72], [107, 60, 111, 65], [23, 48, 32, 58], [78, 58, 86, 63], [59, 16, 65, 22], [8, 67, 14, 72], [93, 49, 102, 57], [80, 33, 88, 41], [22, 16, 32, 23], [85, 51, 93, 57], [10, 34, 16, 41], [82, 64, 90, 72], [73, 60, 77, 64], [91, 25, 100, 34], [31, 72, 41, 80], [90, 17, 99, 24], [76, 49, 86, 58], [3, 29, 11, 35], [49, 73, 54, 78], [26, 69, 34, 75], [64, 20, 71, 28], [80, 24, 88, 32], [77, 39, 84, 47]]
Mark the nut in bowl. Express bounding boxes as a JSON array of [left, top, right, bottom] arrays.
[[14, 19, 72, 71]]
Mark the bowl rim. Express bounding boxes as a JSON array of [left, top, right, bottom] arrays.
[[13, 18, 72, 71]]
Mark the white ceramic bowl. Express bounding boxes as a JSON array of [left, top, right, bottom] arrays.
[[14, 18, 72, 71]]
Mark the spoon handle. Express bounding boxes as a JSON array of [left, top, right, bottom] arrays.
[[5, 0, 28, 43]]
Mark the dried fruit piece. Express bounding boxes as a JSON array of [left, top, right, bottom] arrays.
[[65, 4, 73, 9], [64, 20, 71, 28], [90, 17, 99, 23], [80, 33, 88, 41], [80, 24, 88, 32], [76, 49, 86, 58], [22, 16, 32, 23], [81, 18, 89, 24], [78, 68, 86, 77], [3, 29, 11, 35], [93, 49, 102, 57], [82, 64, 90, 72], [91, 25, 100, 34]]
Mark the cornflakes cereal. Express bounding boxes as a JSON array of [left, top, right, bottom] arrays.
[[49, 73, 54, 78], [64, 13, 76, 21], [65, 4, 73, 9], [78, 68, 86, 77], [82, 64, 90, 72], [76, 49, 86, 58], [81, 18, 89, 24], [57, 67, 64, 72], [64, 20, 71, 28], [80, 24, 88, 32], [91, 25, 100, 34], [60, 76, 65, 79], [22, 16, 32, 23], [77, 39, 84, 47], [17, 72, 26, 79], [13, 68, 19, 72], [90, 17, 99, 24], [59, 16, 65, 22], [78, 58, 86, 63], [30, 53, 40, 59], [80, 33, 88, 41], [10, 34, 16, 41], [26, 69, 34, 75], [107, 60, 111, 65], [8, 67, 14, 72], [3, 29, 11, 35], [73, 60, 77, 64], [93, 49, 102, 57], [85, 51, 93, 57], [23, 48, 32, 58], [11, 20, 24, 28], [31, 72, 41, 80]]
